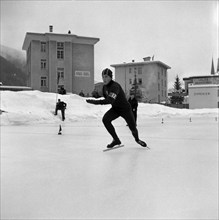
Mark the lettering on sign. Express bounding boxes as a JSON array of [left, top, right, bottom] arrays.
[[194, 92, 210, 96], [75, 71, 91, 77]]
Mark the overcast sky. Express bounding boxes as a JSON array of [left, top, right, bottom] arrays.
[[1, 0, 218, 87]]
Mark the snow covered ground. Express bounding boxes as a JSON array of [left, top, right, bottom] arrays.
[[1, 91, 218, 219]]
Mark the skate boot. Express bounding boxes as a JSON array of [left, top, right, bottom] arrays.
[[136, 139, 147, 147], [107, 139, 121, 148]]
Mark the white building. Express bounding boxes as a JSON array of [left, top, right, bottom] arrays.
[[183, 74, 219, 109], [188, 84, 219, 109], [22, 26, 99, 95], [111, 57, 171, 103]]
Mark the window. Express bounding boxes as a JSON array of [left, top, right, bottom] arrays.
[[129, 79, 132, 84], [138, 67, 142, 74], [138, 78, 142, 84], [57, 42, 64, 59], [57, 68, 64, 81], [41, 76, 47, 87], [129, 68, 132, 74], [41, 59, 46, 69], [75, 71, 90, 77], [57, 50, 64, 59], [134, 67, 137, 74], [158, 72, 160, 80], [158, 83, 160, 91], [41, 42, 46, 52]]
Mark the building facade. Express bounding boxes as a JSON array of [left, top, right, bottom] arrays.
[[188, 84, 219, 109], [22, 27, 99, 95], [183, 75, 219, 95], [183, 75, 219, 109], [111, 57, 171, 103]]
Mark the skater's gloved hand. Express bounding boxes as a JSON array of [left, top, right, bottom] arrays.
[[86, 99, 96, 104]]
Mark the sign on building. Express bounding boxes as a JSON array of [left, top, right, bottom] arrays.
[[188, 84, 219, 109]]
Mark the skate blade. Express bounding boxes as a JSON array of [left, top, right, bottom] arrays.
[[103, 144, 124, 152]]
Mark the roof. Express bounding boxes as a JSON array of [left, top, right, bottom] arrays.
[[183, 75, 219, 81], [110, 60, 171, 69], [22, 32, 100, 50], [0, 86, 32, 91], [188, 84, 219, 88]]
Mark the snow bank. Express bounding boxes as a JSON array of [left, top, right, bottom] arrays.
[[138, 103, 218, 118], [0, 90, 218, 125]]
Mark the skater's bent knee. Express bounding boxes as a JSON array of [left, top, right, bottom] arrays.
[[102, 116, 108, 125], [102, 116, 112, 126]]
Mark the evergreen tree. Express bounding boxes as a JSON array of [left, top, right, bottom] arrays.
[[173, 75, 182, 91], [170, 75, 184, 104]]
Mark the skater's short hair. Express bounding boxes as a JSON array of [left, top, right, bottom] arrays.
[[102, 68, 113, 78]]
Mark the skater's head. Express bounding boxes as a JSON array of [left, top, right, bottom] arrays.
[[102, 68, 113, 85]]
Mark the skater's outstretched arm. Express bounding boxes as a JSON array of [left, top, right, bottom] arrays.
[[86, 83, 120, 105], [86, 98, 111, 105]]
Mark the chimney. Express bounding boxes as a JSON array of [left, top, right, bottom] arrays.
[[68, 30, 71, 34], [143, 57, 151, 62], [49, 25, 53, 33]]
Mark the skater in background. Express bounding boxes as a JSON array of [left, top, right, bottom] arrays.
[[79, 90, 85, 97], [86, 68, 147, 149], [55, 99, 67, 121], [128, 93, 138, 126], [58, 86, 66, 95]]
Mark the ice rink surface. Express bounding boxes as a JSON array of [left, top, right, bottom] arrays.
[[1, 117, 218, 219]]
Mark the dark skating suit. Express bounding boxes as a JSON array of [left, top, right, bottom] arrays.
[[87, 80, 140, 142], [128, 96, 138, 125]]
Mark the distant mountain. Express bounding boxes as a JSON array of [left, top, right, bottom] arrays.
[[0, 55, 27, 86], [0, 45, 27, 86], [0, 45, 26, 73]]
